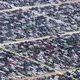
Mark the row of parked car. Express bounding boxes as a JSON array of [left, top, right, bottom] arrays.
[[0, 1, 80, 43], [35, 70, 80, 80], [5, 33, 80, 71], [0, 50, 53, 80], [30, 2, 80, 32], [3, 33, 80, 80], [0, 1, 12, 10], [0, 0, 80, 80], [0, 9, 53, 43], [1, 0, 70, 7]]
